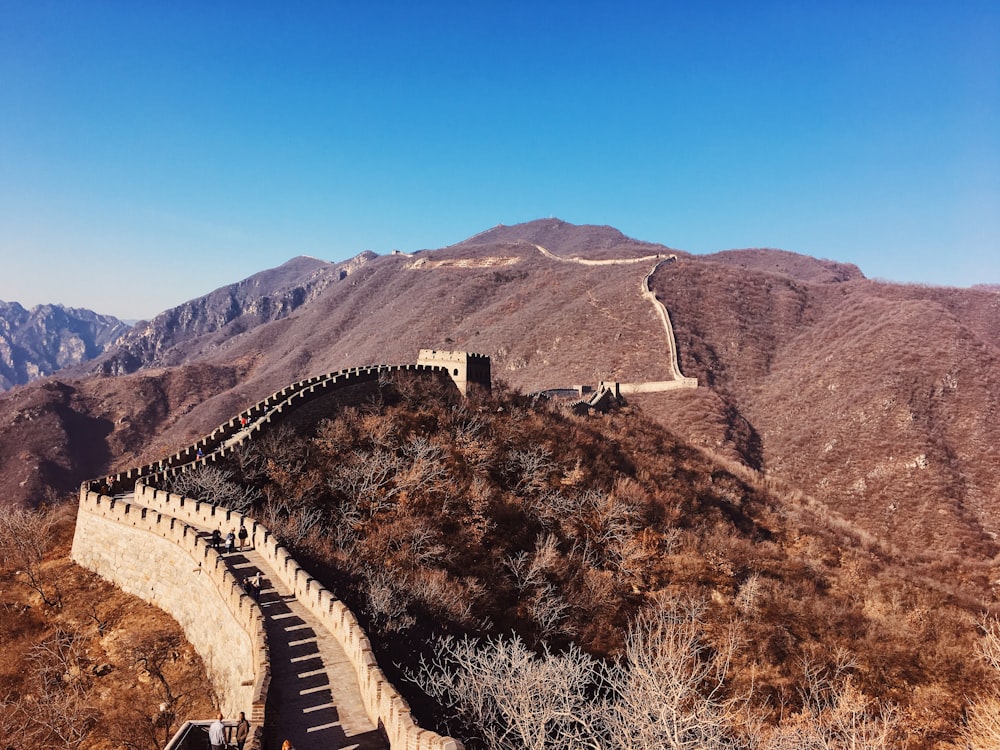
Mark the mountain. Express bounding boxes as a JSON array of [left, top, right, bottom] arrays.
[[93, 255, 343, 376], [0, 300, 129, 391], [2, 218, 999, 582]]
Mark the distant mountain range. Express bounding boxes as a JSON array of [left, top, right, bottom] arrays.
[[0, 301, 129, 391], [2, 219, 999, 582]]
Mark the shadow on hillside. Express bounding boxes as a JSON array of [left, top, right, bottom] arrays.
[[46, 402, 115, 501]]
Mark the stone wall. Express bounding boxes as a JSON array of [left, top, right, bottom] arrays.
[[100, 358, 487, 492], [642, 261, 698, 388], [73, 353, 485, 750], [129, 483, 462, 750], [71, 489, 269, 737]]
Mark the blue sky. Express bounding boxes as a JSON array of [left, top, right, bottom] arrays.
[[2, 1, 997, 320]]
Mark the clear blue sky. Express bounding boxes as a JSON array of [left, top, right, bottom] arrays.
[[2, 1, 998, 320]]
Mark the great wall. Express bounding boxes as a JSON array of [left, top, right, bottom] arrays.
[[72, 351, 489, 750], [70, 252, 699, 749]]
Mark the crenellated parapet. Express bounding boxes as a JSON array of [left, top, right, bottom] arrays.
[[74, 353, 477, 750], [93, 353, 491, 493], [124, 481, 463, 749], [71, 488, 269, 749]]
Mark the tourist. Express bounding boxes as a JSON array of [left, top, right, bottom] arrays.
[[208, 713, 225, 750], [252, 571, 262, 601], [235, 711, 250, 750], [211, 528, 222, 550], [225, 529, 235, 554], [238, 523, 248, 550]]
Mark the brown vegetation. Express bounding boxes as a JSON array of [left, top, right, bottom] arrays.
[[0, 503, 216, 749], [171, 374, 993, 748]]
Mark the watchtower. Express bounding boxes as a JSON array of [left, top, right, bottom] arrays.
[[416, 349, 491, 397]]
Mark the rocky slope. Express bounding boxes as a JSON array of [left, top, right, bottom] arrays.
[[0, 300, 128, 390]]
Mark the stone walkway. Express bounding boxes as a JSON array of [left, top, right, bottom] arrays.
[[220, 543, 387, 750], [128, 491, 388, 750]]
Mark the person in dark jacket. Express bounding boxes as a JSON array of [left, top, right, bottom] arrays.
[[235, 711, 250, 750]]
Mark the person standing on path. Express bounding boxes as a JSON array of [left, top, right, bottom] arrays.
[[238, 523, 248, 550], [209, 713, 226, 750], [235, 711, 250, 750]]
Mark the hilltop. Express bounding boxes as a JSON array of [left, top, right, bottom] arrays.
[[3, 219, 998, 571]]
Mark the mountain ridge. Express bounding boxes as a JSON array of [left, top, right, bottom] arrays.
[[1, 219, 998, 580]]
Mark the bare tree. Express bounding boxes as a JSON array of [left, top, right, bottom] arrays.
[[410, 633, 605, 750], [410, 596, 748, 750], [167, 465, 260, 513], [761, 651, 899, 750], [119, 629, 198, 747], [12, 628, 98, 749], [0, 505, 61, 606], [504, 447, 557, 495], [398, 436, 448, 495], [961, 617, 1000, 750], [331, 448, 404, 517], [602, 595, 742, 750]]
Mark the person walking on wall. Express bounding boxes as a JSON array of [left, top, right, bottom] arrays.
[[235, 711, 250, 750], [212, 528, 222, 550], [225, 529, 235, 554], [209, 713, 226, 750], [238, 523, 248, 550]]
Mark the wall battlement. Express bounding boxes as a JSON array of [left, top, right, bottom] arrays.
[[74, 352, 476, 749], [71, 489, 269, 744], [416, 349, 491, 397]]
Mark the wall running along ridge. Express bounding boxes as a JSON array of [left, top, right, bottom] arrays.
[[74, 354, 482, 750], [70, 490, 269, 740]]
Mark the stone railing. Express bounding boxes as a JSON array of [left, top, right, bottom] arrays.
[[71, 488, 269, 750], [100, 361, 471, 492], [130, 482, 463, 750]]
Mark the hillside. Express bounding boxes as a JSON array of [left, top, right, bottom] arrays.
[[4, 218, 1000, 747], [652, 259, 1000, 567], [154, 375, 995, 748], [4, 220, 997, 573]]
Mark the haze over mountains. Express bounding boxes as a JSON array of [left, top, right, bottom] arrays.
[[2, 218, 999, 585]]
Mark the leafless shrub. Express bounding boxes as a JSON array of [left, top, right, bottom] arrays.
[[504, 447, 557, 494], [410, 633, 605, 750], [167, 465, 260, 513], [0, 505, 61, 606], [285, 505, 324, 546], [411, 596, 745, 749], [13, 628, 98, 749], [961, 617, 1000, 749], [735, 573, 764, 616], [363, 567, 415, 632], [332, 448, 404, 517], [28, 629, 90, 694], [409, 568, 483, 625], [762, 651, 900, 749], [408, 525, 451, 566], [506, 534, 563, 592], [399, 436, 448, 495], [602, 594, 742, 750], [528, 583, 575, 640]]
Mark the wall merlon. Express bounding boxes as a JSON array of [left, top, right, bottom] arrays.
[[77, 354, 484, 749]]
